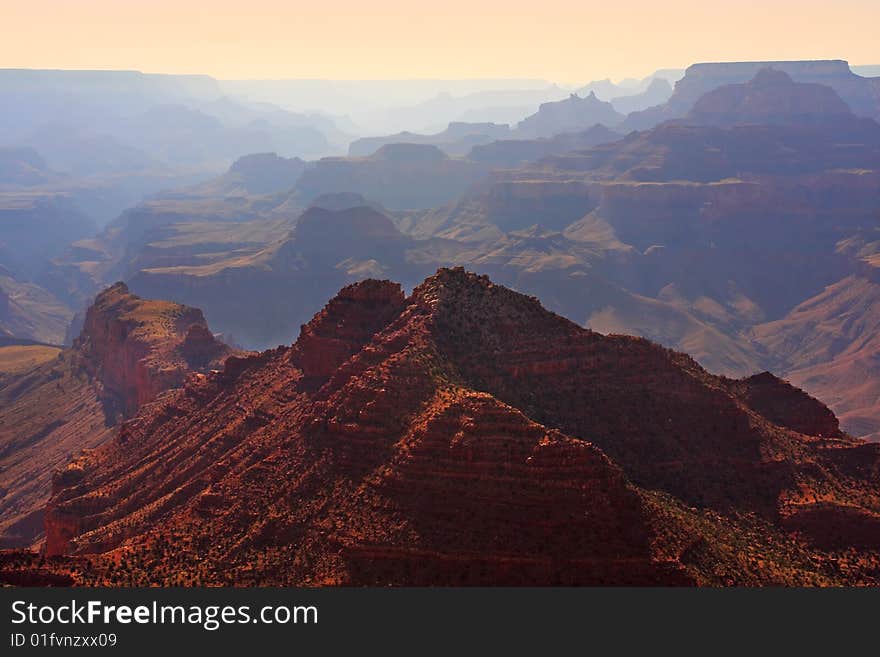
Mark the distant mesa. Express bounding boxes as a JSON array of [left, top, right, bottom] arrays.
[[686, 68, 856, 127], [225, 152, 307, 194], [306, 192, 384, 213], [368, 142, 449, 162], [516, 92, 624, 137], [623, 59, 880, 131], [167, 152, 307, 199]]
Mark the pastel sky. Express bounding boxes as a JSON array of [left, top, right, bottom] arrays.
[[2, 0, 878, 82]]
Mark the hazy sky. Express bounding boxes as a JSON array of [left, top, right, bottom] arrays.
[[2, 0, 878, 83]]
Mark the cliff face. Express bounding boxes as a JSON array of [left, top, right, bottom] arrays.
[[434, 164, 875, 333], [74, 282, 231, 420], [0, 283, 233, 549], [44, 269, 880, 585]]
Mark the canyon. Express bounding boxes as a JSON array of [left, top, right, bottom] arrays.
[[31, 66, 880, 442], [3, 59, 880, 586], [34, 269, 880, 585]]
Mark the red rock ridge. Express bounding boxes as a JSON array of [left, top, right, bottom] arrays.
[[43, 269, 880, 584]]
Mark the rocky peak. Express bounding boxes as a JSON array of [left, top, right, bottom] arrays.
[[290, 279, 405, 387], [410, 267, 506, 314], [406, 267, 584, 370]]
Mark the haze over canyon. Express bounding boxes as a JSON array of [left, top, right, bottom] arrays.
[[2, 55, 880, 586]]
